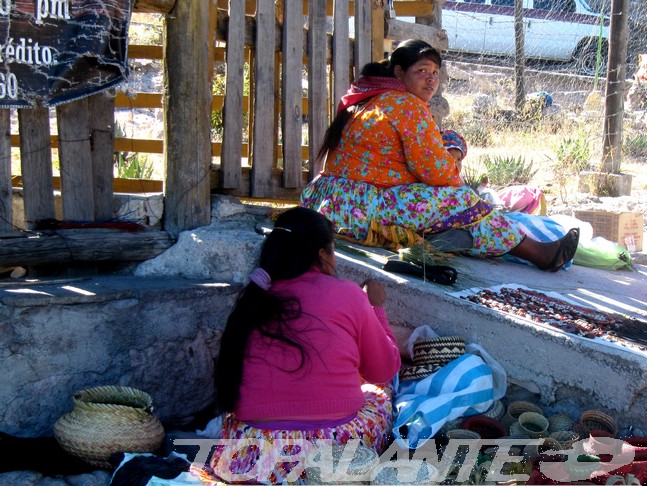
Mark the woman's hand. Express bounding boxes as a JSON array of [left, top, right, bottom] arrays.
[[361, 279, 387, 307]]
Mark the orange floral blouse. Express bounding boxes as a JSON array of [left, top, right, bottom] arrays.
[[323, 90, 463, 188]]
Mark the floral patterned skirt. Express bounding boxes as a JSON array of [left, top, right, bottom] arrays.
[[300, 175, 525, 257], [191, 383, 393, 485]]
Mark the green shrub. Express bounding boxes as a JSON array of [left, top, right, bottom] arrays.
[[623, 134, 647, 158], [555, 137, 592, 172], [114, 122, 154, 179], [461, 161, 486, 191], [479, 155, 537, 187]]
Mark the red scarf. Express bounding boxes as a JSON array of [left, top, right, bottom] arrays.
[[336, 76, 407, 114]]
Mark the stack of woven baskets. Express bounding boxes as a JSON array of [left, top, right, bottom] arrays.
[[53, 386, 165, 468]]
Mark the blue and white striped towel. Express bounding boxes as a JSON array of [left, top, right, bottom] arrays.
[[392, 354, 494, 449]]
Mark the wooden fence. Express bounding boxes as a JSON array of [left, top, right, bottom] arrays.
[[0, 0, 445, 241]]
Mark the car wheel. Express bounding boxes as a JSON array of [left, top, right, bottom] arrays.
[[575, 41, 608, 77]]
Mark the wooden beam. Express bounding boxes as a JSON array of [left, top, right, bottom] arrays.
[[18, 107, 55, 230], [57, 98, 95, 221], [372, 0, 386, 62], [163, 0, 213, 235], [602, 0, 629, 174], [89, 93, 116, 221], [281, 0, 305, 188], [221, 0, 245, 189], [384, 18, 448, 50], [250, 0, 276, 197], [133, 0, 176, 14], [308, 0, 328, 178], [0, 109, 11, 232], [0, 229, 175, 268]]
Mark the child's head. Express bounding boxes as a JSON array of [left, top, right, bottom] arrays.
[[441, 129, 468, 163]]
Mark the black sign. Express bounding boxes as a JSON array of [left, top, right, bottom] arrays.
[[0, 0, 132, 108]]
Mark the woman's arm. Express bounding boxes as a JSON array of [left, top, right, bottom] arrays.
[[355, 280, 401, 383]]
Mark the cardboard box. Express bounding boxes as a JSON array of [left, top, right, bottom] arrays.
[[574, 210, 644, 252]]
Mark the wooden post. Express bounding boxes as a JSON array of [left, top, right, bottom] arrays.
[[281, 0, 304, 188], [57, 98, 95, 221], [332, 0, 350, 110], [18, 106, 55, 230], [89, 93, 116, 221], [308, 0, 328, 178], [354, 0, 371, 77], [514, 0, 525, 111], [602, 0, 629, 174], [371, 0, 385, 62], [221, 0, 245, 189], [250, 0, 276, 197], [0, 109, 11, 232], [163, 0, 213, 236]]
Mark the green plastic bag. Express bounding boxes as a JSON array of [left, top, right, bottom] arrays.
[[573, 237, 633, 271]]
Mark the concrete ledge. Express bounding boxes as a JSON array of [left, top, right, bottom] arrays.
[[0, 276, 242, 437], [334, 249, 647, 431]]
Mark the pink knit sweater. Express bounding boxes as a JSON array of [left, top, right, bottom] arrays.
[[235, 269, 401, 422]]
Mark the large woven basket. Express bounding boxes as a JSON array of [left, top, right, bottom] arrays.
[[53, 386, 165, 468]]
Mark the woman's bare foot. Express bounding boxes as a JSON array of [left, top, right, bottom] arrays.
[[536, 228, 580, 272]]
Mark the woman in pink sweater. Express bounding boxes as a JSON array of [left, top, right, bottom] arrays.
[[202, 207, 401, 484]]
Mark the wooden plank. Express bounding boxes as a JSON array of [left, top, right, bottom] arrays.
[[128, 45, 164, 59], [11, 176, 163, 194], [115, 93, 163, 109], [163, 0, 213, 235], [384, 18, 449, 50], [308, 0, 328, 178], [0, 109, 11, 232], [250, 0, 276, 197], [221, 0, 245, 189], [0, 229, 175, 267], [372, 0, 386, 61], [18, 106, 55, 229], [281, 0, 304, 188], [354, 0, 371, 75], [393, 1, 434, 16], [57, 98, 95, 221], [133, 0, 176, 14], [212, 166, 309, 200], [332, 0, 350, 111], [89, 93, 115, 221]]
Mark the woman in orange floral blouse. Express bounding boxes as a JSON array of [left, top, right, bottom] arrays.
[[301, 39, 579, 271]]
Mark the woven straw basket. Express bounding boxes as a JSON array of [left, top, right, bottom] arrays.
[[54, 386, 165, 468]]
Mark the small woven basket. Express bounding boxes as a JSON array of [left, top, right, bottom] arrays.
[[54, 386, 165, 468], [518, 412, 549, 439], [578, 409, 618, 437], [548, 413, 574, 433], [502, 401, 544, 428], [483, 400, 505, 421]]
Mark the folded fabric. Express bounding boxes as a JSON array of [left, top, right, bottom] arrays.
[[392, 354, 494, 449]]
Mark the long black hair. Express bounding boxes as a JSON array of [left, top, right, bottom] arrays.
[[215, 207, 335, 413], [315, 40, 443, 166]]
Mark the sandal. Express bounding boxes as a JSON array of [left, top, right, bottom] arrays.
[[383, 260, 458, 285], [540, 228, 580, 272]]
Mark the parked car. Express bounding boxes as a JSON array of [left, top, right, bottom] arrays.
[[441, 0, 610, 75]]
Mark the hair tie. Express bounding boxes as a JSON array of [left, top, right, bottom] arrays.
[[273, 226, 292, 233], [249, 267, 271, 290]]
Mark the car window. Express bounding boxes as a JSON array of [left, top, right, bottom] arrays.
[[534, 0, 576, 12]]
